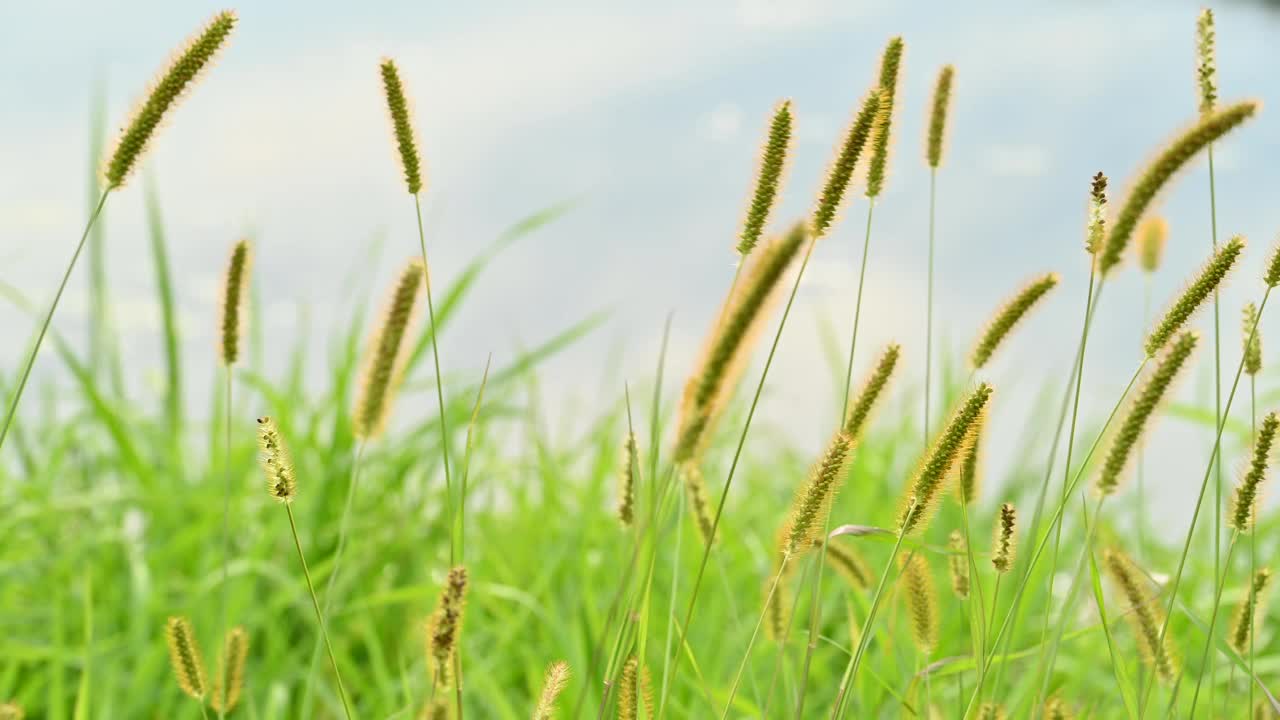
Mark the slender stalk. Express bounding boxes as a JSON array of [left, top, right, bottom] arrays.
[[1137, 287, 1272, 718], [959, 489, 988, 697], [1139, 274, 1151, 562], [840, 201, 877, 412], [198, 701, 210, 720], [925, 170, 937, 439], [1249, 376, 1257, 714], [413, 194, 456, 566], [1187, 533, 1239, 717], [983, 573, 1003, 707], [216, 369, 232, 720], [1207, 143, 1223, 715], [1033, 260, 1098, 705], [731, 554, 792, 718], [663, 233, 821, 708], [285, 504, 354, 720], [0, 189, 111, 453]]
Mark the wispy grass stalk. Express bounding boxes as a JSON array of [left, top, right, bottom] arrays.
[[924, 64, 954, 441]]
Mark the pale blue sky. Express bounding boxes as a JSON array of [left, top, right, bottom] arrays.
[[4, 1, 1280, 530]]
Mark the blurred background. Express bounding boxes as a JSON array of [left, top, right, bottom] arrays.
[[3, 0, 1280, 534]]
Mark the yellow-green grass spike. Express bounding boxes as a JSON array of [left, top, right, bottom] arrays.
[[816, 537, 872, 591], [842, 342, 900, 442], [970, 272, 1060, 369], [955, 409, 986, 505], [218, 239, 251, 366], [104, 11, 237, 187], [1230, 411, 1280, 533], [1104, 547, 1179, 683], [421, 699, 449, 720], [948, 530, 970, 599], [679, 462, 716, 545], [617, 430, 639, 527], [1230, 568, 1272, 655], [427, 566, 468, 686], [780, 431, 852, 556], [617, 656, 641, 720], [737, 100, 794, 256], [256, 417, 297, 503], [354, 259, 424, 439], [0, 703, 23, 720], [1136, 216, 1168, 273], [1265, 235, 1280, 287], [1085, 172, 1108, 256], [165, 615, 208, 701], [532, 660, 570, 720], [764, 572, 790, 643], [977, 702, 1006, 720], [380, 58, 424, 195], [898, 383, 993, 534], [1197, 9, 1217, 116], [811, 90, 880, 237], [991, 502, 1017, 574], [1243, 302, 1263, 375], [210, 626, 248, 714], [1043, 695, 1075, 720], [900, 553, 938, 653], [1099, 100, 1258, 276], [1097, 331, 1198, 496], [926, 65, 954, 169], [1144, 235, 1243, 357], [865, 36, 903, 199]]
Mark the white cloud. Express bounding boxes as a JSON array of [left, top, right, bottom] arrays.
[[980, 142, 1050, 178]]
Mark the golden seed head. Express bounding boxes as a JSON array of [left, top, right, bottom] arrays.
[[219, 239, 252, 366], [1145, 236, 1243, 357], [991, 502, 1017, 573], [211, 626, 249, 713], [427, 566, 469, 684], [1085, 172, 1108, 255], [948, 530, 970, 599], [354, 259, 425, 439], [899, 383, 993, 534], [679, 462, 717, 546], [812, 90, 880, 237], [165, 615, 208, 700], [842, 343, 900, 442], [737, 100, 794, 256], [926, 65, 955, 169], [865, 36, 904, 199], [617, 656, 644, 720], [1230, 568, 1272, 655], [781, 431, 852, 555], [971, 272, 1059, 369], [380, 58, 425, 195], [256, 416, 297, 503], [1196, 9, 1217, 116], [1230, 412, 1280, 533], [820, 538, 872, 590], [1243, 302, 1263, 376], [1265, 234, 1280, 287], [1136, 216, 1169, 273], [105, 11, 237, 187], [532, 660, 570, 720], [1043, 695, 1075, 720], [617, 431, 639, 527], [1104, 548, 1179, 682], [900, 553, 938, 653], [977, 703, 1006, 720], [955, 409, 987, 505]]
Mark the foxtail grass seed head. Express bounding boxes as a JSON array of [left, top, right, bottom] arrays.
[[617, 431, 639, 527], [0, 703, 21, 720], [991, 502, 1017, 573], [1145, 236, 1243, 357], [956, 409, 987, 505], [764, 574, 790, 643], [819, 538, 872, 590], [211, 626, 248, 713], [781, 431, 852, 555], [380, 59, 424, 195], [617, 656, 642, 720], [971, 273, 1059, 368], [1230, 568, 1272, 655], [1043, 696, 1075, 720], [104, 11, 237, 187], [1196, 9, 1217, 116], [421, 699, 450, 720], [354, 259, 424, 439], [812, 90, 880, 237], [1097, 332, 1198, 496], [1244, 302, 1263, 375], [948, 529, 970, 599], [926, 65, 954, 169], [165, 616, 208, 700], [1100, 100, 1259, 275], [899, 383, 993, 534], [1265, 235, 1280, 287], [1086, 172, 1108, 256], [1104, 547, 1179, 683], [900, 553, 938, 652], [679, 462, 717, 546], [865, 36, 904, 199], [1230, 411, 1280, 533], [1137, 216, 1169, 273], [843, 343, 900, 442], [977, 703, 1006, 720], [428, 566, 468, 681], [219, 239, 251, 366], [675, 222, 807, 462], [737, 100, 794, 256], [256, 416, 297, 503], [532, 660, 570, 720]]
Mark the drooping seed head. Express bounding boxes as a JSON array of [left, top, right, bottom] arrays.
[[899, 553, 938, 653], [675, 223, 807, 462], [1085, 172, 1108, 256], [380, 59, 424, 195], [219, 239, 252, 366], [532, 660, 570, 720], [842, 343, 900, 442], [1097, 332, 1198, 496], [1196, 9, 1217, 116], [971, 272, 1059, 369], [427, 566, 468, 685], [211, 626, 248, 713], [1229, 568, 1272, 655], [1265, 235, 1280, 287], [617, 431, 639, 527], [165, 615, 208, 700], [955, 408, 987, 505], [256, 416, 297, 503], [737, 100, 794, 256], [812, 90, 880, 237], [781, 431, 852, 556], [1145, 236, 1243, 357], [991, 502, 1017, 573], [1100, 101, 1259, 276], [948, 529, 970, 599], [1230, 411, 1280, 533], [764, 573, 791, 643], [679, 462, 716, 546], [926, 65, 955, 169], [819, 537, 872, 590], [1104, 547, 1179, 683], [104, 11, 237, 187], [354, 259, 424, 439], [898, 383, 993, 534], [865, 37, 904, 199], [1136, 216, 1169, 273], [1243, 302, 1263, 376]]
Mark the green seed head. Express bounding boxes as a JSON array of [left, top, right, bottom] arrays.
[[105, 11, 237, 187], [1230, 412, 1280, 533], [948, 529, 970, 599], [380, 59, 424, 195], [256, 416, 297, 503], [219, 239, 252, 366], [165, 615, 208, 700], [781, 431, 852, 555], [971, 273, 1059, 369], [842, 343, 900, 442], [211, 626, 248, 714], [1104, 548, 1180, 683], [1196, 9, 1217, 116], [737, 100, 794, 256], [1230, 568, 1272, 655], [820, 538, 872, 590], [956, 410, 986, 505], [679, 462, 717, 546], [865, 37, 904, 199], [1243, 302, 1263, 376], [812, 90, 880, 237], [926, 65, 955, 169], [900, 553, 938, 652], [354, 260, 424, 439], [991, 502, 1017, 573], [617, 431, 639, 527], [898, 383, 993, 534], [1145, 236, 1243, 357], [1264, 235, 1280, 287]]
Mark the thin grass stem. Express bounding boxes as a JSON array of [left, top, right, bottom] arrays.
[[285, 504, 354, 720], [1186, 532, 1239, 717], [216, 369, 232, 720]]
